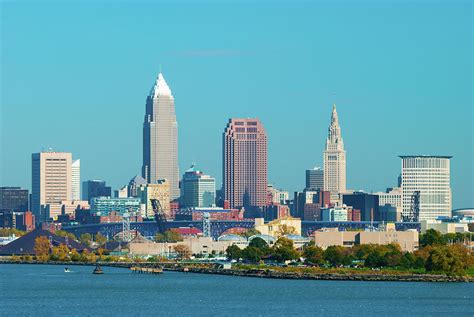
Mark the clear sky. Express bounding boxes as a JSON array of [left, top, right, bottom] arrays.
[[1, 0, 472, 208]]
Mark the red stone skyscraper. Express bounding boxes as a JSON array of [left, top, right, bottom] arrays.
[[223, 118, 267, 213]]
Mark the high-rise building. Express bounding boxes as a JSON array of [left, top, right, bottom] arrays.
[[267, 184, 289, 205], [82, 180, 111, 203], [400, 155, 452, 221], [142, 73, 179, 200], [71, 159, 81, 201], [306, 167, 324, 190], [0, 187, 29, 212], [32, 151, 72, 222], [128, 175, 147, 197], [137, 180, 171, 219], [323, 104, 346, 201], [223, 118, 267, 213], [181, 164, 216, 208], [343, 192, 380, 222]]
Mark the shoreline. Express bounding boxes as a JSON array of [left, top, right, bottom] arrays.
[[1, 260, 472, 283]]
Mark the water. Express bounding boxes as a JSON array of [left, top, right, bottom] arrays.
[[1, 264, 473, 316]]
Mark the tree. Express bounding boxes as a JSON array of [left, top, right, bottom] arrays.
[[272, 237, 300, 263], [80, 233, 92, 247], [34, 236, 50, 262], [173, 244, 191, 260], [420, 229, 445, 247], [324, 246, 351, 267], [303, 245, 325, 266], [249, 237, 268, 249], [70, 249, 81, 262], [155, 230, 184, 243], [51, 244, 71, 262], [276, 224, 296, 237], [425, 246, 450, 273], [239, 228, 261, 238], [0, 228, 26, 237], [226, 245, 242, 260], [95, 233, 107, 246], [55, 230, 77, 242], [365, 250, 387, 268], [242, 246, 263, 263]]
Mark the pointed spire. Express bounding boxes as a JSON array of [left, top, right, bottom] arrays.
[[149, 72, 172, 98], [331, 103, 339, 126]]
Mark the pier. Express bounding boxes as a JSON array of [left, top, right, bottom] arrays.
[[130, 266, 163, 274]]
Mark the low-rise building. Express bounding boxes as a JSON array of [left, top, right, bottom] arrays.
[[420, 219, 470, 234], [313, 225, 419, 252], [91, 197, 141, 216]]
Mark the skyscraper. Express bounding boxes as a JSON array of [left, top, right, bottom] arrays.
[[181, 164, 216, 208], [82, 180, 112, 203], [305, 167, 324, 190], [0, 187, 29, 212], [32, 151, 72, 222], [142, 72, 179, 200], [223, 118, 267, 213], [71, 159, 81, 201], [323, 104, 346, 201], [400, 155, 452, 221]]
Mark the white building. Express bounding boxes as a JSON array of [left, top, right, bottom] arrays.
[[400, 156, 452, 221], [374, 187, 402, 211], [32, 151, 72, 223], [115, 186, 128, 198], [71, 159, 81, 201], [142, 73, 180, 200], [321, 205, 350, 222], [323, 104, 346, 202]]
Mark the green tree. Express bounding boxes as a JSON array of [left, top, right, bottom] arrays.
[[324, 246, 351, 267], [226, 244, 243, 260], [420, 229, 445, 247], [70, 249, 81, 262], [80, 233, 92, 247], [242, 246, 263, 263], [55, 230, 77, 242], [272, 237, 300, 263], [303, 245, 325, 266]]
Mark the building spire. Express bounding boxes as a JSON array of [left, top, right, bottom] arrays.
[[149, 72, 172, 98]]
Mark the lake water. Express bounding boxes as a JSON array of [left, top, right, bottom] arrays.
[[1, 264, 473, 316]]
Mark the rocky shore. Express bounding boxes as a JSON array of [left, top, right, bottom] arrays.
[[1, 260, 472, 283]]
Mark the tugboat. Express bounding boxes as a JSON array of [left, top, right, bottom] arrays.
[[93, 265, 104, 274]]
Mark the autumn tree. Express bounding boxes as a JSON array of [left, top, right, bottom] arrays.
[[276, 224, 296, 237], [51, 244, 71, 262], [173, 244, 191, 260], [95, 233, 107, 246], [155, 230, 184, 243], [80, 233, 92, 247], [303, 245, 325, 266], [34, 236, 51, 262]]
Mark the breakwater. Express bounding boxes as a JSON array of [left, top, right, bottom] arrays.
[[1, 260, 472, 283]]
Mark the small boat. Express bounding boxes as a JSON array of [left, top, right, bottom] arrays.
[[64, 267, 71, 273], [93, 265, 104, 274]]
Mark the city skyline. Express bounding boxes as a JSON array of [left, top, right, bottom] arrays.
[[1, 2, 471, 208]]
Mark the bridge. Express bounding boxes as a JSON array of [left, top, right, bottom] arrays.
[[62, 220, 255, 240], [62, 220, 420, 240]]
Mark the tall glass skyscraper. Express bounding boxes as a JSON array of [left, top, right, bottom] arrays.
[[142, 73, 179, 200], [223, 118, 267, 212], [181, 164, 216, 208], [323, 104, 346, 201]]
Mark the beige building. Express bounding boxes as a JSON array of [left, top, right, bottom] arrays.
[[313, 226, 419, 252], [255, 217, 302, 237], [420, 220, 469, 234], [32, 151, 72, 222], [137, 180, 170, 218], [129, 236, 247, 257], [45, 200, 90, 220], [323, 104, 346, 202]]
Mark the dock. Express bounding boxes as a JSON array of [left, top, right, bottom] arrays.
[[130, 266, 163, 274]]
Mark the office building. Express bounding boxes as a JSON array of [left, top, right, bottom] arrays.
[[32, 151, 72, 222], [267, 184, 289, 205], [137, 180, 171, 219], [306, 167, 324, 190], [91, 197, 141, 216], [321, 205, 350, 222], [71, 159, 81, 200], [343, 192, 380, 222], [181, 164, 216, 208], [142, 72, 179, 200], [128, 175, 147, 197], [323, 104, 346, 202], [115, 186, 128, 198], [374, 187, 402, 221], [0, 187, 29, 212], [82, 180, 111, 203], [400, 155, 452, 221], [223, 118, 267, 213]]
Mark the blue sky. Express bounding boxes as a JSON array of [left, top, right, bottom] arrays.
[[1, 1, 472, 208]]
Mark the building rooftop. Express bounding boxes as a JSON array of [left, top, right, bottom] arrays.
[[398, 155, 452, 159]]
